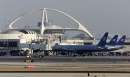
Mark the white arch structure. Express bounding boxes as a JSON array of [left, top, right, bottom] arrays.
[[8, 8, 94, 39]]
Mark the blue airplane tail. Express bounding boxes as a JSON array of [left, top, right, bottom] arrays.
[[97, 32, 108, 47], [108, 35, 118, 45], [117, 35, 126, 45]]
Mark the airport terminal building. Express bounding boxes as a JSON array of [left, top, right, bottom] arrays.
[[0, 8, 94, 56], [1, 8, 129, 57]]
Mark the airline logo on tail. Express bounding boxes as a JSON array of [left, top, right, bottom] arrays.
[[97, 32, 126, 47], [108, 35, 118, 45], [97, 32, 108, 47], [117, 35, 126, 45]]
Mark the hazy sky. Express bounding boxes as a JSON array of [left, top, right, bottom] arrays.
[[0, 0, 130, 37]]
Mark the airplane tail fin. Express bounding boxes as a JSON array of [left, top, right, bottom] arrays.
[[97, 32, 108, 47], [117, 35, 126, 45], [108, 35, 118, 45]]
